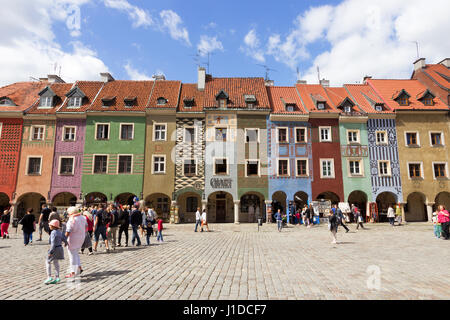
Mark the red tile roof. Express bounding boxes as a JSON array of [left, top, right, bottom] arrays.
[[204, 77, 270, 109], [344, 84, 393, 114], [422, 64, 450, 89], [57, 81, 104, 113], [368, 79, 449, 111], [90, 80, 154, 112], [147, 80, 181, 109], [295, 84, 340, 113], [324, 87, 362, 113], [0, 81, 49, 113], [266, 86, 307, 114], [178, 83, 204, 112], [26, 83, 74, 114]]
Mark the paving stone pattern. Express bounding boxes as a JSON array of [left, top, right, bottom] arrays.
[[0, 222, 449, 300]]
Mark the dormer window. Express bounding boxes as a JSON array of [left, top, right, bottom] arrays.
[[344, 105, 352, 113], [375, 104, 384, 112], [393, 89, 410, 106], [215, 90, 229, 108], [219, 99, 227, 108], [40, 96, 53, 108], [417, 90, 435, 106], [0, 98, 15, 106], [124, 97, 136, 108], [102, 96, 115, 107], [398, 97, 409, 106], [423, 97, 433, 105], [286, 104, 295, 112], [157, 97, 167, 105], [38, 86, 56, 108], [183, 98, 194, 108], [68, 97, 82, 108], [317, 102, 325, 110], [244, 94, 256, 109]]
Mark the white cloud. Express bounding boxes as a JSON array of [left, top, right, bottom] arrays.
[[197, 35, 224, 56], [0, 0, 109, 86], [265, 0, 450, 85], [159, 10, 191, 46], [124, 62, 152, 80], [240, 28, 265, 63], [103, 0, 153, 28]]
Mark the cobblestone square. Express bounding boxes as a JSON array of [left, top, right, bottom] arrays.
[[0, 222, 449, 300]]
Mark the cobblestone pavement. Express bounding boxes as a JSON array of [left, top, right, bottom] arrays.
[[0, 221, 449, 300]]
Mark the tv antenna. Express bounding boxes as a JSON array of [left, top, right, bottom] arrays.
[[199, 49, 215, 74], [411, 41, 420, 59], [257, 64, 277, 81], [296, 67, 300, 81], [189, 51, 201, 68], [317, 66, 321, 83]]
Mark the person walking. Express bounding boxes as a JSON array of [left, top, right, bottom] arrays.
[[117, 205, 130, 247], [306, 205, 313, 228], [354, 204, 366, 230], [37, 204, 51, 241], [336, 205, 349, 233], [329, 208, 339, 244], [144, 209, 153, 246], [80, 209, 93, 255], [1, 209, 11, 239], [194, 207, 202, 232], [48, 207, 61, 223], [437, 205, 450, 240], [432, 210, 442, 239], [275, 209, 282, 232], [387, 205, 395, 227], [107, 204, 119, 251], [395, 203, 402, 225], [65, 207, 87, 280], [93, 204, 110, 252], [156, 218, 164, 243], [20, 208, 36, 246], [201, 209, 209, 232], [44, 219, 68, 285], [130, 204, 142, 246]]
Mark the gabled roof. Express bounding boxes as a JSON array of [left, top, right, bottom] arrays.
[[392, 89, 411, 100], [324, 87, 362, 114], [344, 84, 393, 114], [295, 84, 339, 113], [420, 64, 450, 89], [368, 79, 449, 111], [266, 86, 307, 115], [26, 82, 74, 114], [57, 81, 104, 113], [0, 81, 48, 113], [147, 80, 181, 109], [65, 86, 86, 98], [178, 83, 204, 112], [416, 89, 435, 100], [90, 80, 154, 112], [204, 77, 270, 109]]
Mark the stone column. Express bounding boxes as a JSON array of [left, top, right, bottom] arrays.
[[202, 200, 207, 211], [265, 200, 272, 224], [170, 201, 178, 224], [426, 203, 434, 222], [401, 203, 406, 224], [234, 200, 240, 224]]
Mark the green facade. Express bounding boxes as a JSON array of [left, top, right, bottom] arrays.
[[339, 121, 373, 202], [81, 115, 146, 203]]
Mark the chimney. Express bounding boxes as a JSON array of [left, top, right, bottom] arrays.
[[363, 75, 372, 83], [264, 80, 274, 87], [47, 74, 65, 83], [100, 72, 115, 82], [197, 67, 206, 91], [320, 79, 330, 87], [297, 80, 307, 84], [438, 58, 450, 68], [152, 74, 166, 81], [413, 58, 426, 71]]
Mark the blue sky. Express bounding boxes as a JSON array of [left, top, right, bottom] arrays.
[[0, 0, 449, 87]]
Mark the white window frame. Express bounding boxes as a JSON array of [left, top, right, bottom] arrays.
[[58, 156, 75, 175], [276, 158, 290, 177], [295, 158, 309, 177], [245, 159, 260, 177], [375, 130, 387, 145], [245, 128, 260, 143], [213, 157, 229, 176], [62, 126, 77, 142], [219, 99, 227, 108], [30, 125, 45, 141], [39, 96, 52, 108], [183, 158, 197, 176], [317, 102, 325, 110], [432, 162, 448, 180], [407, 161, 423, 180], [95, 123, 110, 141], [68, 96, 82, 108], [378, 160, 391, 177], [184, 126, 196, 143], [404, 131, 420, 147], [277, 127, 289, 143], [26, 156, 43, 175], [152, 155, 166, 174], [92, 154, 109, 174], [294, 127, 308, 143], [347, 158, 364, 177], [347, 129, 360, 144], [320, 158, 335, 179], [153, 123, 167, 141], [119, 123, 134, 141], [117, 154, 134, 174], [429, 131, 445, 147], [319, 126, 332, 142]]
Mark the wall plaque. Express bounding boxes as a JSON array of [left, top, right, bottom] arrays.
[[210, 178, 232, 189]]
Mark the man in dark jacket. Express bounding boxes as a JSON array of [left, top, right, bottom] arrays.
[[130, 205, 142, 246], [335, 205, 349, 232], [117, 206, 130, 247]]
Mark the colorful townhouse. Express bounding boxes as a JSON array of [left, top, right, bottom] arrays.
[[325, 86, 372, 218], [50, 80, 104, 208], [296, 83, 344, 212], [266, 85, 312, 223], [143, 79, 180, 220], [173, 79, 206, 223], [0, 80, 48, 215], [412, 58, 449, 106], [345, 83, 403, 220], [14, 77, 73, 218], [368, 79, 450, 222], [82, 76, 151, 207]]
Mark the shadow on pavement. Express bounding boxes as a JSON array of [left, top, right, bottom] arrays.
[[80, 270, 131, 283]]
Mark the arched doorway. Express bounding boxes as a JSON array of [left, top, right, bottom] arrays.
[[376, 192, 397, 222], [406, 192, 427, 222], [294, 191, 309, 211], [85, 192, 107, 206], [348, 190, 368, 220], [52, 192, 77, 207], [16, 193, 46, 220], [115, 193, 137, 206], [145, 193, 171, 220], [316, 191, 340, 204], [0, 193, 10, 213], [177, 191, 201, 223], [271, 191, 287, 222], [435, 192, 450, 211], [240, 192, 265, 223], [207, 191, 234, 223]]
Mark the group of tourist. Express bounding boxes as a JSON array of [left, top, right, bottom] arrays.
[[194, 208, 209, 232], [432, 205, 450, 240]]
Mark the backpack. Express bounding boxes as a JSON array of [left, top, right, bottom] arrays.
[[101, 210, 111, 225]]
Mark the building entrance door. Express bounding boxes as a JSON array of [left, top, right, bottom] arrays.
[[216, 199, 226, 222]]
